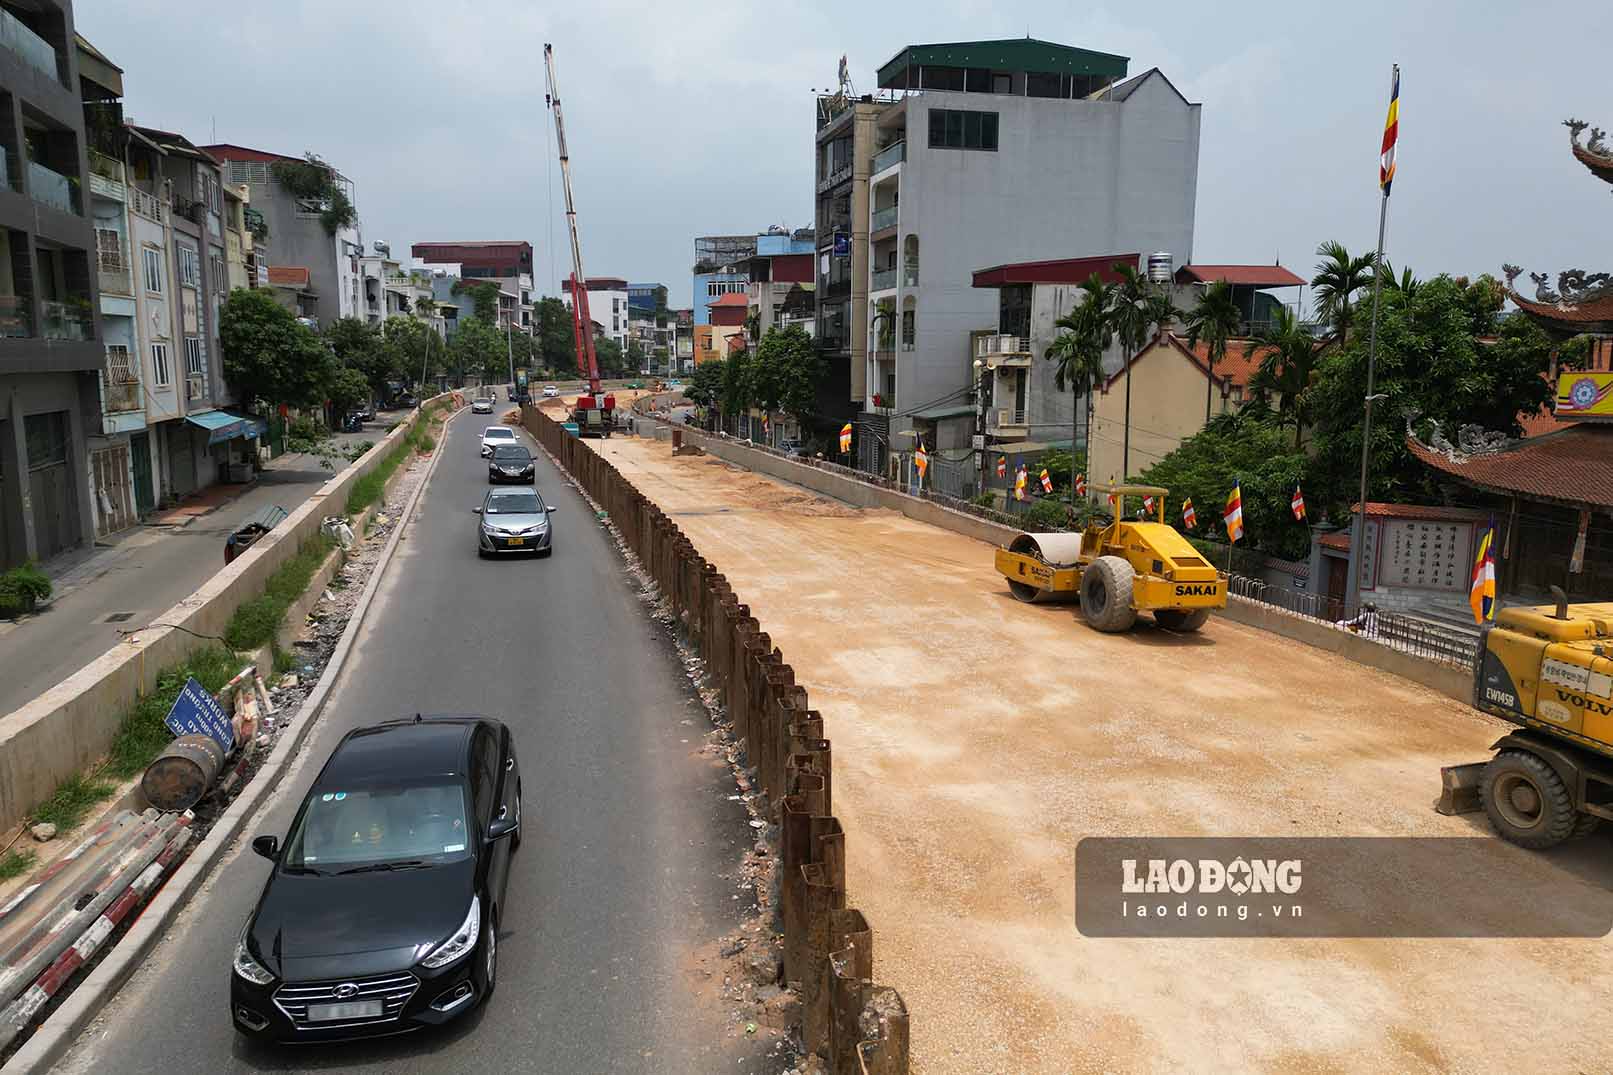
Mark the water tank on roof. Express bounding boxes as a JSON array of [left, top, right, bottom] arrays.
[[373, 241, 391, 257], [1146, 252, 1173, 285]]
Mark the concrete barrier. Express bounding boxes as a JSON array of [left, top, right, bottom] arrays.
[[0, 395, 458, 833], [523, 405, 909, 1074], [1217, 594, 1473, 703]]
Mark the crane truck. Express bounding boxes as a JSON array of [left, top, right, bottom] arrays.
[[544, 43, 614, 437]]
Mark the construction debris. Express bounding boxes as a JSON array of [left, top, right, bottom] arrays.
[[26, 825, 54, 844]]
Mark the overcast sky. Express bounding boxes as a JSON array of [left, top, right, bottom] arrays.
[[77, 1, 1612, 311]]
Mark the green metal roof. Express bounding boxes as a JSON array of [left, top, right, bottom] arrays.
[[909, 403, 977, 421], [877, 38, 1129, 88]]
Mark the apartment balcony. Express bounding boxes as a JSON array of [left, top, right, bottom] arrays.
[[871, 206, 897, 234], [40, 300, 92, 341], [28, 160, 78, 215], [871, 268, 898, 293], [88, 152, 125, 202], [101, 369, 142, 414], [872, 141, 905, 175], [0, 8, 61, 82], [976, 334, 1032, 368], [129, 186, 166, 223], [98, 252, 131, 297], [992, 407, 1029, 434], [0, 294, 30, 338]]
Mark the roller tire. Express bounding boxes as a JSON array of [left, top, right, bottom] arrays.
[[1080, 556, 1137, 633], [1007, 579, 1040, 603], [1480, 750, 1576, 849], [1154, 607, 1211, 632]]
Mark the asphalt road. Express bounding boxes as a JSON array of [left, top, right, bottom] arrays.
[[56, 410, 776, 1073], [0, 419, 392, 718]]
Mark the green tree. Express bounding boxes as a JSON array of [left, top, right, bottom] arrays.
[[1311, 240, 1376, 340], [1244, 306, 1322, 447], [450, 318, 509, 385], [414, 294, 437, 318], [1140, 411, 1311, 560], [269, 154, 355, 235], [721, 348, 752, 417], [535, 297, 575, 375], [1302, 273, 1576, 518], [594, 335, 627, 378], [685, 358, 725, 411], [323, 318, 387, 403], [452, 280, 501, 323], [750, 326, 822, 424], [626, 340, 647, 374], [221, 288, 333, 411], [1044, 274, 1115, 493], [327, 366, 370, 415], [1108, 264, 1176, 477], [1182, 279, 1242, 422], [381, 316, 440, 387]]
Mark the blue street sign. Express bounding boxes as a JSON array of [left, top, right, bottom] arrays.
[[164, 677, 235, 753]]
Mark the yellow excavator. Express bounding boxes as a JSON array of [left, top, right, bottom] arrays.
[[993, 483, 1226, 632], [1440, 589, 1613, 848]]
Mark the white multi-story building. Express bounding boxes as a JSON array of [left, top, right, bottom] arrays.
[[561, 276, 629, 351], [856, 39, 1202, 458]]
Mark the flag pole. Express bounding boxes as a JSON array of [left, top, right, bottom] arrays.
[[1346, 63, 1398, 618]]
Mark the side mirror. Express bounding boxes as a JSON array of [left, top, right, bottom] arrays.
[[546, 505, 557, 513], [472, 507, 483, 514], [252, 835, 279, 860], [487, 817, 519, 842]]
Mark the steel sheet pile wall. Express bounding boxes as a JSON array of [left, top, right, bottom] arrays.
[[525, 406, 908, 1075]]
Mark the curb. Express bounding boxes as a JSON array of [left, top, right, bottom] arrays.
[[1, 403, 463, 1074]]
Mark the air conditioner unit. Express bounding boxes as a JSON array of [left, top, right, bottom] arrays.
[[186, 374, 206, 401]]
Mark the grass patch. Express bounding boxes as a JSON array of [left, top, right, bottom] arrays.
[[32, 772, 115, 832], [271, 643, 298, 677], [0, 848, 36, 880], [0, 561, 51, 617], [224, 533, 337, 651], [414, 431, 436, 453], [105, 645, 241, 779], [344, 413, 438, 516]]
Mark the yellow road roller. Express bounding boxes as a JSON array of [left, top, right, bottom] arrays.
[[993, 483, 1226, 633]]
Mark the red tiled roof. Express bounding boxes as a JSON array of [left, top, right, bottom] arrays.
[[1348, 502, 1490, 521], [267, 266, 310, 287], [725, 333, 748, 352], [1100, 332, 1278, 393], [1320, 532, 1351, 551], [1406, 424, 1613, 511], [1509, 290, 1613, 329], [709, 293, 750, 308], [199, 143, 299, 163], [972, 253, 1138, 288], [1175, 264, 1305, 288], [1518, 409, 1574, 438]]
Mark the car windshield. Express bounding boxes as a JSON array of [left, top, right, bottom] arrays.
[[282, 783, 471, 869], [486, 492, 543, 514], [484, 428, 515, 440], [493, 446, 530, 462]]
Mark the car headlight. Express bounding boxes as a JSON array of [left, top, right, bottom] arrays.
[[421, 895, 480, 968], [233, 931, 275, 985]]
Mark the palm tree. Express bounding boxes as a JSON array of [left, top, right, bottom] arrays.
[[1108, 265, 1175, 477], [414, 294, 436, 318], [1044, 274, 1114, 501], [1311, 240, 1375, 340], [1377, 259, 1419, 301], [1244, 306, 1320, 448], [1183, 280, 1242, 423]]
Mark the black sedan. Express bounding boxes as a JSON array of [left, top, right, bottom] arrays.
[[487, 444, 535, 484], [231, 716, 521, 1042], [474, 487, 555, 557]]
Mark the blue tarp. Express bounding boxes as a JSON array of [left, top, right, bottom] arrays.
[[186, 409, 268, 446]]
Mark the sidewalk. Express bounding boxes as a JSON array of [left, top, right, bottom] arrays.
[[0, 423, 382, 719]]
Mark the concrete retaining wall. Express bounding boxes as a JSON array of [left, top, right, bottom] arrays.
[[525, 405, 909, 1075], [0, 395, 458, 833], [1218, 594, 1473, 703]]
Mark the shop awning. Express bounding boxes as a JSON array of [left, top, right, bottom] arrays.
[[186, 409, 267, 446], [909, 403, 977, 421]]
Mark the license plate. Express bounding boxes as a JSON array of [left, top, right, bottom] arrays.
[[506, 536, 524, 546], [307, 1000, 383, 1022]]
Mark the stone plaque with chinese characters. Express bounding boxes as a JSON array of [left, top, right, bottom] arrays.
[[1381, 519, 1473, 591]]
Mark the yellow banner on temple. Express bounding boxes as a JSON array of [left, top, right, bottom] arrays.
[[1557, 371, 1613, 419]]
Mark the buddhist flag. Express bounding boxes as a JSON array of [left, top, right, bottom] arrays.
[[996, 455, 1007, 478], [1107, 476, 1119, 512], [1074, 472, 1087, 496], [839, 422, 852, 453], [1182, 498, 1197, 529], [1143, 494, 1156, 515], [1224, 482, 1245, 543], [1039, 467, 1053, 493], [914, 437, 929, 482], [1291, 484, 1307, 522], [762, 414, 770, 436], [1379, 65, 1400, 195], [1470, 525, 1497, 624], [1014, 464, 1027, 501]]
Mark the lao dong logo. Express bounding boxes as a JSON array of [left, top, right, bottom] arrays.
[[1121, 857, 1302, 896]]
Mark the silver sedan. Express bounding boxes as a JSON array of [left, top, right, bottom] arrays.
[[474, 487, 555, 557]]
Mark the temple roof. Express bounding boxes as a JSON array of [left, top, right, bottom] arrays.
[[1406, 423, 1613, 511], [1508, 290, 1613, 334], [1572, 140, 1613, 184]]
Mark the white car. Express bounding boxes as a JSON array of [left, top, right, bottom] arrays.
[[542, 385, 559, 398], [471, 397, 494, 414], [480, 426, 519, 457]]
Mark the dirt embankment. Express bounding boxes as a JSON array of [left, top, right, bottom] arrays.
[[593, 435, 1613, 1075]]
